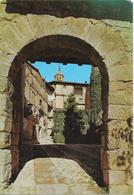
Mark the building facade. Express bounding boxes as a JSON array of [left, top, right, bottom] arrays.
[[24, 63, 90, 144], [24, 63, 53, 144], [49, 67, 90, 111]]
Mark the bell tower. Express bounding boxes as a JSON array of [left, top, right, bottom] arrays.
[[54, 65, 64, 81]]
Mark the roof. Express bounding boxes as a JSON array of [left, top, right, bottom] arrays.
[[48, 80, 89, 86], [55, 67, 64, 78]]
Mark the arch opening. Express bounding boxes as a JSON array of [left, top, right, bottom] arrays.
[[8, 35, 109, 188]]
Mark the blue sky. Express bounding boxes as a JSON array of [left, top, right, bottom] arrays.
[[32, 61, 92, 83]]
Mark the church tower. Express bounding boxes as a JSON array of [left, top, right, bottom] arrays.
[[54, 66, 64, 81]]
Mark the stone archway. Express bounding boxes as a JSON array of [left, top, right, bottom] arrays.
[[8, 34, 109, 184], [0, 3, 132, 194]]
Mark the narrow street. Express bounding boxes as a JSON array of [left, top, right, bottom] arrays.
[[4, 145, 104, 195]]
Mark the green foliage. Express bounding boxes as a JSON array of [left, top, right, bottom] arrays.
[[78, 110, 89, 135], [53, 94, 89, 143], [64, 93, 78, 112], [53, 110, 65, 143], [64, 94, 89, 143], [90, 67, 102, 125], [53, 110, 65, 133], [53, 133, 65, 143]]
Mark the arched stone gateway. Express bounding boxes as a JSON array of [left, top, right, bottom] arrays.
[[0, 1, 132, 194]]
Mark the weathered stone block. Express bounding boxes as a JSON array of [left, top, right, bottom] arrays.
[[104, 170, 126, 185], [0, 116, 12, 133], [0, 22, 25, 53], [0, 39, 17, 56], [0, 164, 11, 183], [96, 27, 123, 58], [0, 182, 7, 191], [109, 184, 132, 194], [103, 49, 125, 67], [102, 19, 132, 29], [0, 94, 12, 114], [103, 149, 132, 171], [0, 76, 8, 93], [109, 81, 132, 106], [0, 94, 7, 109], [126, 170, 133, 186], [108, 134, 132, 150], [108, 105, 132, 120], [63, 17, 89, 38], [105, 122, 132, 150], [0, 109, 12, 119], [27, 14, 50, 38], [120, 28, 132, 53], [0, 149, 11, 165], [11, 15, 35, 45], [0, 132, 11, 148], [106, 134, 118, 150], [108, 63, 132, 81], [107, 120, 129, 135], [109, 81, 132, 93], [85, 21, 106, 51], [0, 54, 15, 65], [0, 63, 10, 77], [101, 134, 124, 150]]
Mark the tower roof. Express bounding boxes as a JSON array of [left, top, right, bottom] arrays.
[[57, 66, 64, 76], [54, 66, 64, 81]]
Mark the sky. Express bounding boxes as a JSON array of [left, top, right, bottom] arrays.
[[32, 61, 92, 83]]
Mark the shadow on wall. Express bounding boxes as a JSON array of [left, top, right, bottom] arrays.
[[7, 63, 23, 184], [5, 0, 132, 22]]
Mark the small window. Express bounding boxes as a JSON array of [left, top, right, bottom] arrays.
[[74, 86, 82, 96], [63, 85, 66, 88]]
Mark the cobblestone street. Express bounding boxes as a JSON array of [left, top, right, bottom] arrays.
[[3, 145, 104, 195]]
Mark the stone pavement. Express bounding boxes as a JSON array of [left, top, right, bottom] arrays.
[[2, 145, 105, 195], [3, 158, 103, 195]]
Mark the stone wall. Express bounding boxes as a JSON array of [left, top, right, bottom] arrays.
[[0, 1, 132, 193]]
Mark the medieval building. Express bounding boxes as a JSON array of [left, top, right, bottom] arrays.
[[24, 63, 90, 144], [49, 67, 90, 110], [24, 62, 53, 144]]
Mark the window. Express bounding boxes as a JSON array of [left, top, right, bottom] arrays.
[[63, 85, 66, 88], [74, 86, 82, 96]]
